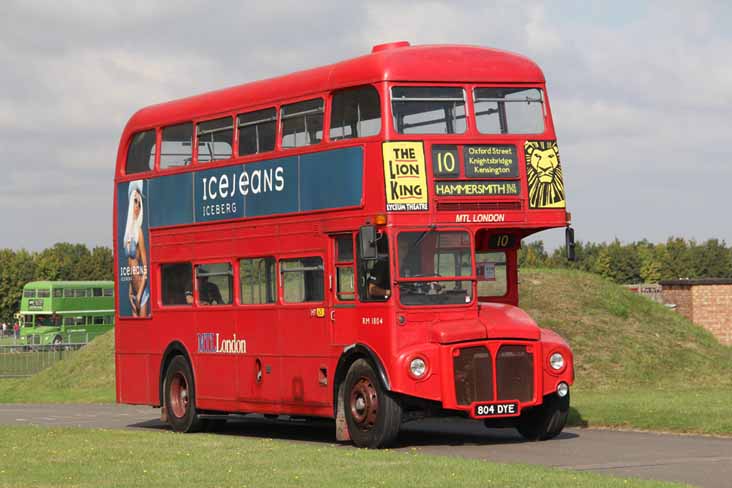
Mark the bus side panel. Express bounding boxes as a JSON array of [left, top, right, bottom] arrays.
[[116, 353, 151, 404], [116, 320, 153, 405]]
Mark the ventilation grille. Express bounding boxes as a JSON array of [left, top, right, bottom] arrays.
[[453, 346, 493, 406], [496, 345, 534, 402], [437, 201, 522, 212]]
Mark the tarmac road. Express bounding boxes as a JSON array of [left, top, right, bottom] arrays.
[[1, 403, 731, 488]]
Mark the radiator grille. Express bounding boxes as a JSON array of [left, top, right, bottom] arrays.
[[453, 346, 493, 405], [437, 201, 522, 212], [496, 345, 534, 402]]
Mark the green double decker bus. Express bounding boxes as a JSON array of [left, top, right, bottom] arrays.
[[14, 281, 115, 345]]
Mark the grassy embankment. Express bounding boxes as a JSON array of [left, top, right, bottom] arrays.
[[1, 268, 731, 434], [0, 331, 114, 403], [519, 268, 732, 434], [0, 425, 686, 488]]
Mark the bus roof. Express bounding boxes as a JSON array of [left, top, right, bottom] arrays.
[[23, 281, 114, 289], [122, 43, 545, 135]]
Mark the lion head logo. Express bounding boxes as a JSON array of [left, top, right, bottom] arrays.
[[525, 140, 565, 208]]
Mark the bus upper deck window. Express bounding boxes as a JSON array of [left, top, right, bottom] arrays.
[[125, 129, 156, 174], [474, 88, 545, 134], [238, 108, 276, 156], [330, 86, 381, 140], [197, 117, 233, 163], [391, 86, 466, 135], [281, 99, 324, 148], [160, 122, 193, 169]]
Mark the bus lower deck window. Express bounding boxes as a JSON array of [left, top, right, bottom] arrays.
[[161, 263, 193, 306], [196, 263, 233, 306], [281, 257, 324, 303], [240, 257, 276, 305]]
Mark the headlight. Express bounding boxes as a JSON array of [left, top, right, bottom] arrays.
[[549, 352, 564, 371], [409, 357, 427, 378]]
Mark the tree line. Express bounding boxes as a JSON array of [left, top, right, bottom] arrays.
[[520, 237, 732, 284], [0, 243, 113, 323], [1, 237, 728, 322]]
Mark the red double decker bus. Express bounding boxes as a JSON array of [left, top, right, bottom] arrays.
[[114, 41, 574, 448]]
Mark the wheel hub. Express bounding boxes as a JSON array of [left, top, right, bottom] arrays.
[[169, 372, 189, 418], [349, 377, 378, 430]]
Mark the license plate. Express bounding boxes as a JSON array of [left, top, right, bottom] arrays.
[[473, 401, 519, 418]]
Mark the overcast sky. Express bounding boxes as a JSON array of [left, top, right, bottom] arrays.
[[1, 0, 730, 251]]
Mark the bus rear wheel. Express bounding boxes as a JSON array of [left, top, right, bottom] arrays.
[[343, 359, 401, 448], [516, 392, 569, 441], [164, 356, 203, 433]]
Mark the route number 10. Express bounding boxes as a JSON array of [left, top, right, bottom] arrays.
[[488, 233, 516, 249], [437, 152, 455, 173], [432, 146, 459, 177]]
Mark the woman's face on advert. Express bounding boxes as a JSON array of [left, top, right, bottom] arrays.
[[132, 191, 142, 217]]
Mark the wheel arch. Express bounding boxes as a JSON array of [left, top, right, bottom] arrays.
[[159, 341, 194, 407], [333, 343, 390, 416]]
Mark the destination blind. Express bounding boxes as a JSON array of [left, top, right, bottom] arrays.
[[432, 144, 521, 198]]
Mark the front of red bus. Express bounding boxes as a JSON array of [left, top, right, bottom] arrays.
[[365, 44, 574, 440]]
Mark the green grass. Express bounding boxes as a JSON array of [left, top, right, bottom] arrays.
[[0, 425, 685, 488], [570, 388, 732, 435], [1, 268, 731, 436], [0, 330, 114, 403], [519, 268, 732, 390]]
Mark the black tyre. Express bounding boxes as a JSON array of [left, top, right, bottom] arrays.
[[516, 392, 569, 441], [343, 359, 401, 448], [164, 356, 203, 433], [203, 419, 227, 432], [52, 336, 63, 351]]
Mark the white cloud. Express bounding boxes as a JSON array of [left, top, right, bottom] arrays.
[[1, 0, 731, 250]]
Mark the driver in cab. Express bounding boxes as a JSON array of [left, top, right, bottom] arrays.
[[367, 236, 391, 300]]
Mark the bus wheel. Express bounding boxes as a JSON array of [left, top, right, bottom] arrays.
[[516, 392, 569, 441], [343, 359, 401, 448], [164, 356, 203, 433]]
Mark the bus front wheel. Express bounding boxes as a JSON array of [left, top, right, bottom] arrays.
[[515, 392, 569, 441], [343, 359, 401, 448], [164, 356, 203, 433]]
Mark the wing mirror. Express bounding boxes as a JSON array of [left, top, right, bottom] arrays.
[[359, 225, 378, 260]]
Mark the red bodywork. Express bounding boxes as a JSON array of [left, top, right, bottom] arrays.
[[114, 43, 573, 422]]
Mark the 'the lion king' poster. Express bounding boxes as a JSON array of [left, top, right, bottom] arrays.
[[525, 140, 565, 209]]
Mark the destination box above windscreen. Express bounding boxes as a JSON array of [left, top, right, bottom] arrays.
[[431, 144, 519, 180]]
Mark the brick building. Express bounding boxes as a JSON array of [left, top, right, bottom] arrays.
[[660, 279, 732, 346]]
